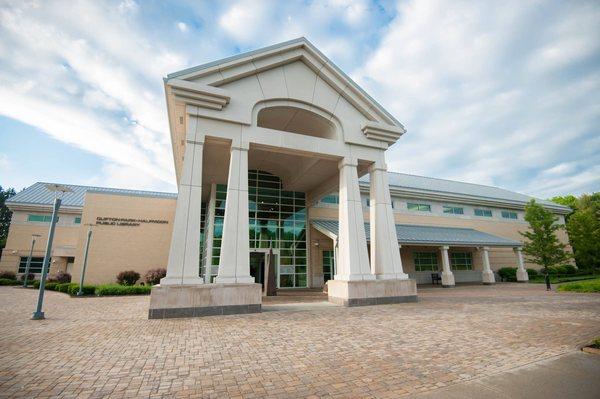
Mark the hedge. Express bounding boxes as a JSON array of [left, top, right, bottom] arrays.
[[67, 284, 96, 296], [95, 284, 151, 296], [0, 278, 20, 286], [498, 267, 517, 282]]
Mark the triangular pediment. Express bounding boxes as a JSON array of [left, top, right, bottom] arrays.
[[166, 37, 402, 129]]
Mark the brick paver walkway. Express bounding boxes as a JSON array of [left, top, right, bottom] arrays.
[[0, 284, 598, 398]]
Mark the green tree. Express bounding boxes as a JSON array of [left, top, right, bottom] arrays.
[[0, 186, 16, 249], [520, 199, 570, 274], [550, 194, 578, 212], [566, 193, 600, 271], [567, 209, 600, 271]]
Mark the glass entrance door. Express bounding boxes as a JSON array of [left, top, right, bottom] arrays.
[[249, 252, 265, 287]]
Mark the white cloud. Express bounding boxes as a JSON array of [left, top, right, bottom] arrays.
[[177, 22, 188, 32], [356, 0, 600, 197], [0, 154, 10, 172]]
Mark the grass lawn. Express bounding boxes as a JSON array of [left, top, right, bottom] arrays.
[[557, 278, 600, 293], [530, 275, 598, 284]]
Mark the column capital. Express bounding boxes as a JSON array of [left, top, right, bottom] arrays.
[[338, 157, 358, 169], [481, 246, 490, 251], [441, 245, 450, 250], [513, 246, 523, 252], [368, 162, 388, 173]]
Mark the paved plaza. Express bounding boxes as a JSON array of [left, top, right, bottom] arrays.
[[0, 284, 599, 398]]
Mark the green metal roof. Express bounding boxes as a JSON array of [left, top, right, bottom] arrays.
[[6, 182, 177, 209], [312, 219, 521, 247]]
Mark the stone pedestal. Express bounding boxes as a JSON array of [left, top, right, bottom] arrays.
[[482, 270, 496, 285], [516, 269, 529, 282], [327, 279, 417, 307], [149, 283, 262, 319], [441, 272, 455, 287]]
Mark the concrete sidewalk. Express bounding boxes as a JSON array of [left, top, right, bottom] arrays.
[[416, 350, 600, 399]]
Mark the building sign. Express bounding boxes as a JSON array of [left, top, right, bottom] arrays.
[[96, 217, 169, 227]]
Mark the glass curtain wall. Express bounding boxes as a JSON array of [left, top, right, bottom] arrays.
[[207, 170, 307, 287]]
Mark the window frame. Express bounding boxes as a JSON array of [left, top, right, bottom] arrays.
[[443, 206, 464, 215], [450, 252, 473, 271], [501, 210, 518, 220], [407, 202, 432, 212], [413, 251, 439, 272], [474, 209, 493, 217]]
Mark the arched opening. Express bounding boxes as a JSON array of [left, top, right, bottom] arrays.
[[257, 106, 337, 139]]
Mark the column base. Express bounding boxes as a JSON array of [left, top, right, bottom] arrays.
[[441, 272, 455, 287], [148, 283, 262, 319], [327, 279, 417, 307], [334, 274, 376, 281], [482, 270, 496, 285], [375, 273, 410, 280], [215, 275, 255, 284], [516, 269, 529, 282], [160, 276, 206, 286]]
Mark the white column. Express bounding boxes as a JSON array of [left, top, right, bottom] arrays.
[[369, 163, 408, 279], [202, 183, 217, 283], [514, 247, 529, 282], [215, 143, 254, 284], [161, 115, 205, 285], [440, 246, 455, 287], [481, 247, 495, 284], [335, 158, 375, 281]]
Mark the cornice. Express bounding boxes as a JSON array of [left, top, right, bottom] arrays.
[[168, 79, 230, 110]]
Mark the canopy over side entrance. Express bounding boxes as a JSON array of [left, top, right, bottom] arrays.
[[311, 219, 527, 286]]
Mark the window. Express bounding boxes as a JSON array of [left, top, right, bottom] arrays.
[[501, 210, 518, 220], [414, 252, 438, 271], [320, 194, 339, 205], [27, 214, 57, 223], [365, 199, 370, 207], [443, 206, 464, 215], [74, 217, 82, 224], [407, 203, 431, 212], [450, 252, 472, 270], [18, 257, 46, 273], [322, 250, 334, 282], [474, 209, 492, 217]]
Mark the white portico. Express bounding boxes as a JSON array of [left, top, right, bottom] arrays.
[[149, 37, 417, 318]]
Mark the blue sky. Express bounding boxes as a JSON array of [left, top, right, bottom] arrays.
[[0, 0, 598, 198]]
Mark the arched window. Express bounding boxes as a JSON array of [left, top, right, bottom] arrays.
[[257, 106, 336, 139]]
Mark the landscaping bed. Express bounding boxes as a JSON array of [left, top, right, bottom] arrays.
[[32, 281, 152, 296]]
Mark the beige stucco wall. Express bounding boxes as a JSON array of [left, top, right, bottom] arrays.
[[70, 192, 176, 285], [0, 210, 81, 275], [308, 205, 572, 272]]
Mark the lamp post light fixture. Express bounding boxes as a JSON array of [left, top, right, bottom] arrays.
[[77, 223, 94, 296], [22, 234, 42, 287], [32, 184, 72, 320]]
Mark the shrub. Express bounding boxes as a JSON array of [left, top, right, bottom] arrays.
[[526, 268, 538, 278], [20, 273, 35, 283], [116, 271, 140, 286], [0, 278, 20, 286], [0, 271, 16, 280], [95, 284, 151, 296], [561, 265, 577, 275], [67, 284, 96, 296], [56, 283, 78, 293], [48, 271, 72, 283], [144, 268, 166, 285], [45, 282, 58, 291], [498, 267, 517, 282], [33, 280, 40, 289], [546, 267, 559, 275]]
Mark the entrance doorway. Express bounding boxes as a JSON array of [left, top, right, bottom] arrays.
[[250, 249, 279, 288], [250, 252, 265, 287]]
